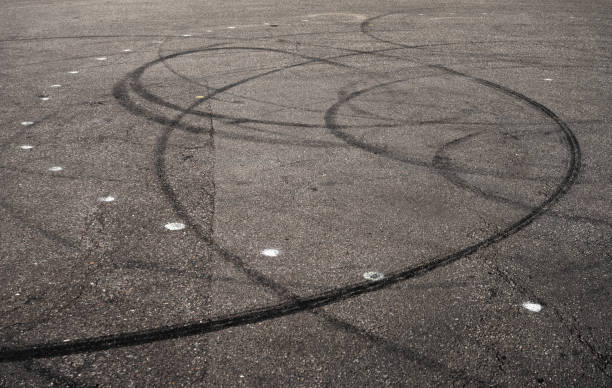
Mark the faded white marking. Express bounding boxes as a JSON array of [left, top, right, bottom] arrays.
[[123, 49, 132, 52], [261, 248, 279, 257], [182, 34, 192, 37], [227, 26, 236, 29], [50, 84, 62, 88], [20, 145, 34, 150], [48, 166, 63, 172], [98, 195, 115, 202], [68, 70, 79, 74], [165, 222, 185, 231], [522, 302, 543, 312], [41, 97, 50, 101], [363, 271, 385, 281], [21, 121, 34, 126], [302, 19, 309, 22], [544, 78, 553, 81], [96, 57, 107, 61], [206, 30, 213, 32]]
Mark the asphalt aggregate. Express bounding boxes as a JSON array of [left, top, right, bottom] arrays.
[[1, 0, 611, 386]]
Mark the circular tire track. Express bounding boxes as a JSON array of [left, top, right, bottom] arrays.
[[0, 19, 580, 362]]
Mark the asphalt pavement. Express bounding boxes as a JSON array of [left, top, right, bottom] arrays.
[[1, 0, 611, 386]]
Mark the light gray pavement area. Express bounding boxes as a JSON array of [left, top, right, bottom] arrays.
[[1, 0, 611, 386]]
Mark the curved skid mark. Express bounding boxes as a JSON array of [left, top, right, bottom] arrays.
[[0, 15, 581, 363]]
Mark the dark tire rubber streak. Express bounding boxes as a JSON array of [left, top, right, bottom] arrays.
[[0, 23, 581, 363]]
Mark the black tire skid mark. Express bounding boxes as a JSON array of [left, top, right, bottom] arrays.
[[0, 60, 580, 365], [146, 55, 488, 383], [0, 21, 580, 386], [432, 131, 612, 229], [362, 13, 611, 375], [0, 20, 524, 383], [115, 45, 422, 147], [146, 43, 461, 128]]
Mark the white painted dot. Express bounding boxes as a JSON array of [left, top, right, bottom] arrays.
[[522, 302, 543, 312], [165, 222, 185, 231], [21, 121, 34, 126], [40, 97, 50, 101], [98, 195, 115, 202], [418, 13, 424, 16], [182, 34, 192, 37], [206, 30, 213, 32], [544, 78, 553, 81], [50, 84, 62, 88], [264, 22, 270, 25], [122, 49, 132, 52], [20, 145, 34, 150], [48, 166, 63, 172], [363, 271, 385, 281], [302, 19, 309, 22], [261, 248, 279, 257], [68, 70, 79, 74], [227, 26, 236, 29], [95, 57, 107, 61]]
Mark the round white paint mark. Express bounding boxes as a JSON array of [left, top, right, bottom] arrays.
[[522, 302, 543, 312], [68, 70, 79, 74], [96, 57, 107, 61], [20, 145, 34, 150], [182, 34, 192, 37], [21, 121, 34, 126], [544, 78, 553, 81], [264, 22, 270, 25], [261, 248, 279, 257], [41, 97, 50, 101], [206, 30, 213, 32], [48, 166, 63, 172], [418, 13, 424, 16], [227, 26, 236, 29], [50, 84, 62, 88], [122, 49, 132, 52], [363, 271, 385, 281], [302, 19, 309, 22], [98, 195, 115, 202], [164, 222, 185, 231]]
